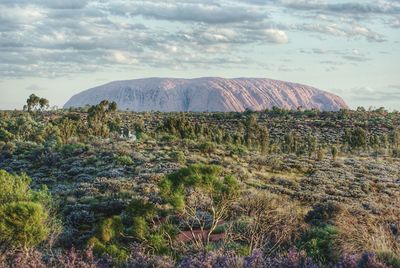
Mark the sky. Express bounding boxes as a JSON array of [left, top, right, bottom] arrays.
[[0, 0, 399, 110]]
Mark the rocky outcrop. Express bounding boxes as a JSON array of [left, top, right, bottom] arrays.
[[64, 77, 348, 111]]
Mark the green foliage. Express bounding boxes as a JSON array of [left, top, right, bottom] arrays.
[[223, 242, 250, 256], [24, 94, 49, 112], [160, 165, 239, 207], [227, 144, 247, 156], [87, 100, 119, 137], [0, 201, 49, 250], [301, 225, 339, 264], [125, 199, 157, 220], [377, 251, 400, 267], [0, 170, 31, 205], [331, 145, 339, 160], [98, 216, 124, 243], [58, 118, 77, 143], [169, 151, 186, 164], [197, 141, 216, 154], [89, 237, 128, 264], [0, 128, 14, 142], [348, 127, 368, 151], [130, 216, 148, 240], [115, 155, 134, 166], [147, 233, 169, 254]]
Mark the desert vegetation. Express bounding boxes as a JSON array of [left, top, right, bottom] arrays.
[[0, 99, 399, 267]]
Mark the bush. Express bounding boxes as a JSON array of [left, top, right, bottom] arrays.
[[130, 216, 148, 240], [169, 151, 185, 164], [115, 155, 134, 166], [300, 225, 339, 264], [147, 233, 169, 254], [305, 201, 343, 226], [99, 216, 124, 243], [197, 141, 216, 154], [377, 251, 400, 267], [0, 170, 31, 205], [0, 201, 49, 250]]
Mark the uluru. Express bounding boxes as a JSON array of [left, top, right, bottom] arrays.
[[64, 77, 348, 112]]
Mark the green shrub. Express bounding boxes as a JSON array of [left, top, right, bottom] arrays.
[[0, 128, 14, 142], [225, 242, 250, 256], [377, 251, 400, 267], [147, 233, 169, 254], [169, 151, 185, 164], [197, 141, 216, 154], [104, 244, 129, 264], [99, 216, 124, 243], [88, 237, 128, 264], [130, 216, 148, 240], [0, 201, 49, 250], [115, 155, 134, 166], [300, 225, 339, 264], [160, 135, 177, 142], [0, 170, 31, 205]]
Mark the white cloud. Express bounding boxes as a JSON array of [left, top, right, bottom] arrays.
[[106, 51, 138, 65], [263, 29, 289, 44]]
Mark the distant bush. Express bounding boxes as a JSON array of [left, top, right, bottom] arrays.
[[305, 201, 343, 226], [300, 225, 339, 264], [115, 155, 134, 166], [197, 141, 216, 154], [169, 151, 185, 164]]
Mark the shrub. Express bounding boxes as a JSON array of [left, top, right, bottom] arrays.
[[147, 233, 169, 254], [115, 155, 134, 166], [130, 216, 148, 240], [0, 201, 49, 250], [300, 225, 339, 264], [377, 251, 400, 267], [0, 170, 31, 205], [99, 216, 124, 243], [169, 151, 185, 164], [305, 201, 343, 226], [197, 141, 216, 154]]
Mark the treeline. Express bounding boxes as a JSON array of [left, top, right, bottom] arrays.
[[1, 98, 400, 159]]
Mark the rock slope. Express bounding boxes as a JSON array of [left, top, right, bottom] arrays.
[[64, 77, 348, 111]]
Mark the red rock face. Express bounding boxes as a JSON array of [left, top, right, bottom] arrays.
[[64, 77, 349, 112]]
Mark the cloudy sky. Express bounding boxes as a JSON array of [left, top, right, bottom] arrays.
[[0, 0, 399, 110]]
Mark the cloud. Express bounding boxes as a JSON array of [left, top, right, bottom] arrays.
[[25, 84, 46, 91], [334, 86, 400, 106], [281, 0, 400, 15], [263, 29, 289, 43], [293, 23, 386, 42], [111, 1, 266, 24], [41, 0, 88, 9], [0, 0, 396, 79], [105, 51, 139, 65], [1, 0, 88, 9]]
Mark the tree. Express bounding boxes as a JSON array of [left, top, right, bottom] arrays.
[[0, 201, 49, 251], [39, 98, 49, 111], [349, 127, 368, 151], [25, 94, 40, 112], [331, 146, 338, 161], [24, 94, 49, 112], [87, 100, 119, 137], [159, 164, 239, 249], [58, 118, 77, 143]]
